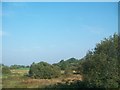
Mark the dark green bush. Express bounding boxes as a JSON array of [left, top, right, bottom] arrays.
[[80, 33, 119, 88], [29, 62, 61, 79]]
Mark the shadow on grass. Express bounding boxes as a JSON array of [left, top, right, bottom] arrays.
[[41, 80, 109, 90]]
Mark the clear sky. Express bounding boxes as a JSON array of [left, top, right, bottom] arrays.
[[2, 2, 118, 66], [0, 2, 2, 64]]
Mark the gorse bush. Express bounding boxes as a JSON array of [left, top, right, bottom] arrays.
[[29, 62, 61, 79]]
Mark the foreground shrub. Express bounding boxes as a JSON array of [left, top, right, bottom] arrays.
[[29, 62, 61, 79], [80, 33, 119, 88]]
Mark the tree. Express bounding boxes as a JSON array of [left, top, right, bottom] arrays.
[[80, 33, 119, 88]]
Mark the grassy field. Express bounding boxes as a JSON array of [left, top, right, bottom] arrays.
[[2, 68, 82, 88], [10, 68, 29, 76]]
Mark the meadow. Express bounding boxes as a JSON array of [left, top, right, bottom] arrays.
[[2, 68, 82, 88]]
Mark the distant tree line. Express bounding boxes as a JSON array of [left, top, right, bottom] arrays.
[[10, 64, 30, 69], [53, 58, 79, 71], [1, 64, 29, 75]]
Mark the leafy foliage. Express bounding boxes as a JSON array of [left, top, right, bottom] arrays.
[[53, 58, 79, 71], [80, 33, 119, 88], [29, 62, 61, 79], [2, 65, 11, 75]]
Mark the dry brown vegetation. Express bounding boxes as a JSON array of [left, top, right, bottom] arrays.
[[2, 69, 82, 88]]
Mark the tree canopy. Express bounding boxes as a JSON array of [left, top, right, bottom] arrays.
[[80, 33, 119, 88]]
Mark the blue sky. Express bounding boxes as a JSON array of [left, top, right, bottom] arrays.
[[2, 2, 118, 65], [0, 2, 2, 64]]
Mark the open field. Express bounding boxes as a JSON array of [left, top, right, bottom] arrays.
[[2, 68, 82, 88], [10, 68, 29, 75]]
